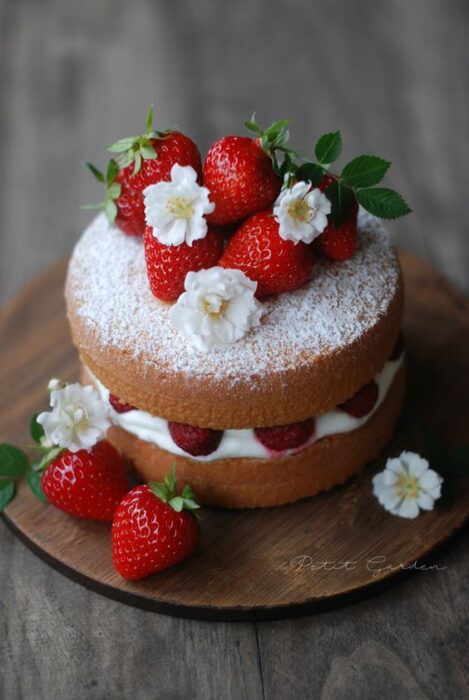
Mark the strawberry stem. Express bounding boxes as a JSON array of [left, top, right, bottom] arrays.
[[149, 465, 201, 515], [107, 105, 172, 175], [244, 113, 298, 176]]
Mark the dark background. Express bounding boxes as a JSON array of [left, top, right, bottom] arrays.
[[0, 1, 468, 698]]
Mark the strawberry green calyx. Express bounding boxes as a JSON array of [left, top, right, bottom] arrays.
[[0, 422, 50, 510], [149, 466, 201, 516], [295, 130, 412, 226], [29, 413, 63, 473], [0, 444, 29, 511], [107, 105, 172, 176], [244, 113, 298, 175], [84, 159, 122, 224]]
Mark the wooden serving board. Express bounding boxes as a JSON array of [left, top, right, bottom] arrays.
[[1, 253, 468, 622]]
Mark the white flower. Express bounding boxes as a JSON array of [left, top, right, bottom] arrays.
[[372, 451, 443, 519], [169, 267, 264, 352], [273, 181, 331, 244], [37, 383, 111, 453], [47, 377, 65, 392], [143, 164, 215, 247]]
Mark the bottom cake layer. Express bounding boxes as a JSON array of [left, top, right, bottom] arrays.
[[103, 365, 405, 509]]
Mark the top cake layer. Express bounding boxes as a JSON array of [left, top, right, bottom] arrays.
[[66, 211, 403, 428]]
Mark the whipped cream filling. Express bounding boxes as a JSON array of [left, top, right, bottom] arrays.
[[87, 355, 403, 462]]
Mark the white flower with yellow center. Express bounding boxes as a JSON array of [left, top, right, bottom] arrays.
[[372, 451, 443, 519], [169, 267, 264, 352], [143, 164, 215, 246], [273, 181, 331, 244], [37, 383, 111, 453]]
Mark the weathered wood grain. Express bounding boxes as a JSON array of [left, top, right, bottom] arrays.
[[1, 0, 468, 698]]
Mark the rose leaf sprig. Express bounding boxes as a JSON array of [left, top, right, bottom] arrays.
[[286, 130, 412, 226], [0, 415, 53, 510]]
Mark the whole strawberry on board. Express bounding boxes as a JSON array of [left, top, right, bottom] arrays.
[[112, 467, 200, 580], [0, 408, 129, 521], [220, 210, 315, 297], [85, 107, 202, 236], [40, 440, 129, 522], [32, 379, 128, 521], [203, 115, 296, 226]]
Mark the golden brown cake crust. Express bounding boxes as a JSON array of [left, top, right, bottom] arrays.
[[103, 366, 405, 509], [67, 213, 403, 429]]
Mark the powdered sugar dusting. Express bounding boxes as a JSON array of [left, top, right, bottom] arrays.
[[67, 212, 400, 383]]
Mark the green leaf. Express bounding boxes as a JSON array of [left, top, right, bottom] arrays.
[[264, 119, 291, 149], [118, 151, 134, 169], [167, 465, 176, 493], [180, 484, 194, 500], [30, 414, 45, 444], [37, 446, 63, 472], [169, 496, 184, 512], [244, 112, 260, 135], [141, 144, 157, 160], [146, 105, 154, 133], [446, 445, 469, 477], [169, 495, 200, 513], [314, 131, 342, 166], [107, 183, 122, 200], [0, 480, 15, 512], [356, 187, 412, 220], [181, 498, 200, 511], [149, 482, 168, 502], [132, 151, 142, 176], [107, 136, 138, 153], [104, 199, 118, 223], [86, 162, 105, 183], [296, 161, 325, 187], [325, 179, 355, 227], [106, 159, 118, 185], [0, 444, 29, 477], [341, 155, 391, 188], [27, 470, 48, 503]]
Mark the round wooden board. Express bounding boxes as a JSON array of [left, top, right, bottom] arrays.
[[1, 253, 469, 622]]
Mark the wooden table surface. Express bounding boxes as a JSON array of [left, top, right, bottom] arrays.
[[0, 1, 468, 698]]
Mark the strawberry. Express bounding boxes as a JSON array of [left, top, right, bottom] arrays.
[[219, 211, 315, 297], [144, 225, 224, 301], [313, 173, 359, 262], [168, 421, 223, 456], [112, 468, 200, 580], [254, 418, 315, 452], [109, 394, 136, 414], [338, 380, 379, 418], [202, 117, 295, 225], [41, 440, 129, 521], [313, 212, 358, 262], [86, 107, 201, 236]]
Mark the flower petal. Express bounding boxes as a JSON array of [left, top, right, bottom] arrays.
[[416, 491, 436, 511], [395, 497, 420, 519]]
